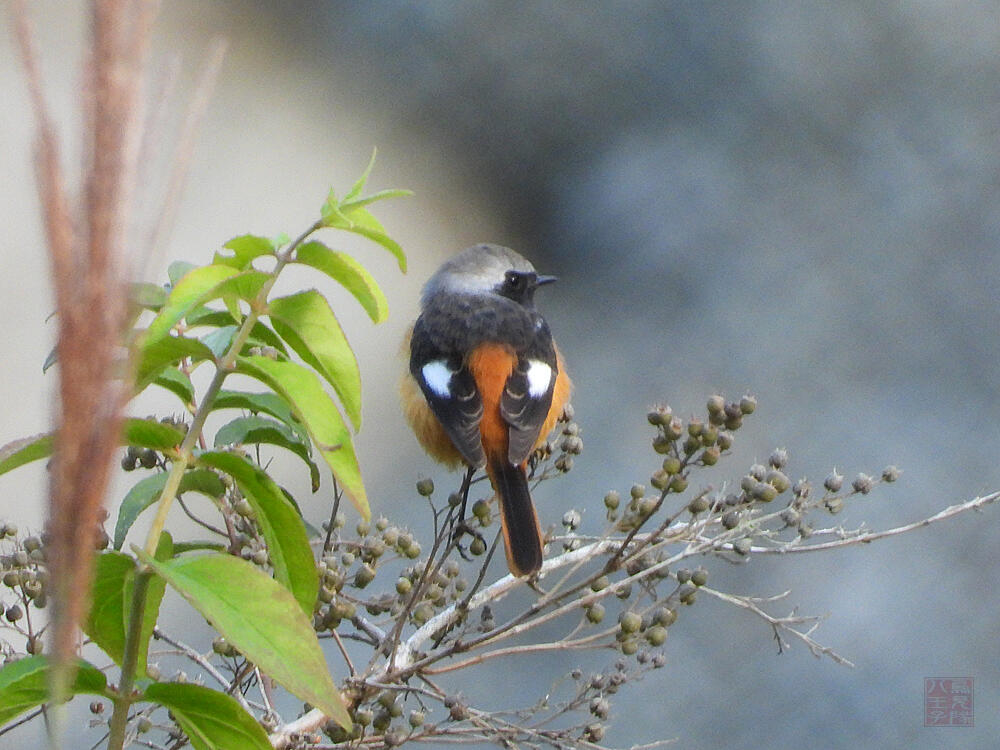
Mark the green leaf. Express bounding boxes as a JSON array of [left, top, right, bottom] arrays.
[[0, 656, 108, 725], [0, 433, 53, 477], [114, 470, 225, 550], [137, 551, 350, 730], [212, 390, 308, 446], [173, 540, 227, 554], [84, 536, 172, 678], [322, 200, 406, 272], [342, 209, 406, 272], [184, 307, 230, 327], [144, 265, 269, 345], [236, 356, 368, 519], [124, 418, 186, 451], [130, 282, 168, 311], [319, 157, 409, 272], [144, 682, 272, 750], [168, 261, 197, 286], [214, 415, 320, 492], [268, 290, 362, 430], [339, 189, 413, 213], [340, 149, 413, 209], [222, 292, 243, 325], [84, 552, 135, 666], [214, 234, 276, 270], [344, 148, 378, 202], [195, 451, 317, 612], [152, 367, 195, 406], [132, 534, 172, 679], [294, 241, 389, 323], [320, 188, 347, 228], [214, 415, 303, 451], [42, 346, 58, 373], [201, 325, 239, 359], [0, 419, 184, 479], [185, 310, 289, 356], [134, 335, 215, 394]]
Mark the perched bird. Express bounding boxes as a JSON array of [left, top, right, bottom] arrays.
[[401, 244, 571, 576]]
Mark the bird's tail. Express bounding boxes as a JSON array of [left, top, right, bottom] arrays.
[[488, 457, 544, 577]]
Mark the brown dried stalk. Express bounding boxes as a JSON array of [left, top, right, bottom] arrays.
[[11, 0, 157, 698]]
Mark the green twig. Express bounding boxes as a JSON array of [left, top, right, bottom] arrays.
[[105, 571, 151, 749]]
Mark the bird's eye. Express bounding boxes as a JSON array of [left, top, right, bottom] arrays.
[[505, 271, 525, 290]]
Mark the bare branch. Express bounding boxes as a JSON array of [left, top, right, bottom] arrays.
[[423, 630, 613, 676], [699, 587, 854, 667], [151, 627, 257, 714], [269, 485, 993, 747], [726, 490, 1000, 555]]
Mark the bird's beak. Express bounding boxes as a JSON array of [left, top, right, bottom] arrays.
[[534, 274, 557, 287]]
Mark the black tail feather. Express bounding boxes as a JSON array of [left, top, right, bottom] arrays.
[[490, 458, 543, 576]]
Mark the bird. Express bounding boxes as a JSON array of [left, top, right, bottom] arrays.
[[400, 244, 571, 577]]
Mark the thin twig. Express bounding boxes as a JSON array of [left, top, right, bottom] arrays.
[[152, 627, 255, 712], [330, 629, 356, 676], [699, 587, 854, 667], [382, 493, 470, 673], [0, 707, 46, 738], [423, 630, 614, 676], [255, 668, 275, 718], [175, 495, 227, 537], [322, 478, 343, 556], [737, 490, 1000, 555]]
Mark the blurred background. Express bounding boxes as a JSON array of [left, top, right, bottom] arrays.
[[2, 2, 998, 747]]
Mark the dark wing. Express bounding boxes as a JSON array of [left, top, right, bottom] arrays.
[[501, 318, 558, 465], [410, 317, 486, 468]]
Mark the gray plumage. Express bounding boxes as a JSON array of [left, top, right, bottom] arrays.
[[420, 244, 536, 309]]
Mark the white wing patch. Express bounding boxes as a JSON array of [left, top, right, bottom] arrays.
[[421, 360, 454, 397], [526, 360, 553, 398]]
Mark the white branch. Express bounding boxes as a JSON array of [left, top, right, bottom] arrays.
[[738, 490, 999, 555], [269, 488, 998, 748]]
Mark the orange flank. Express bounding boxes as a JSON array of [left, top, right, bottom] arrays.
[[543, 348, 571, 448]]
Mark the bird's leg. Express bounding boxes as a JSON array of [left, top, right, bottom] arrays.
[[457, 465, 474, 520], [451, 465, 486, 559]]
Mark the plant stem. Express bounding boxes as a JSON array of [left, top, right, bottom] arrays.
[[106, 225, 317, 750], [106, 570, 151, 750], [137, 222, 317, 557], [140, 308, 259, 557]]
